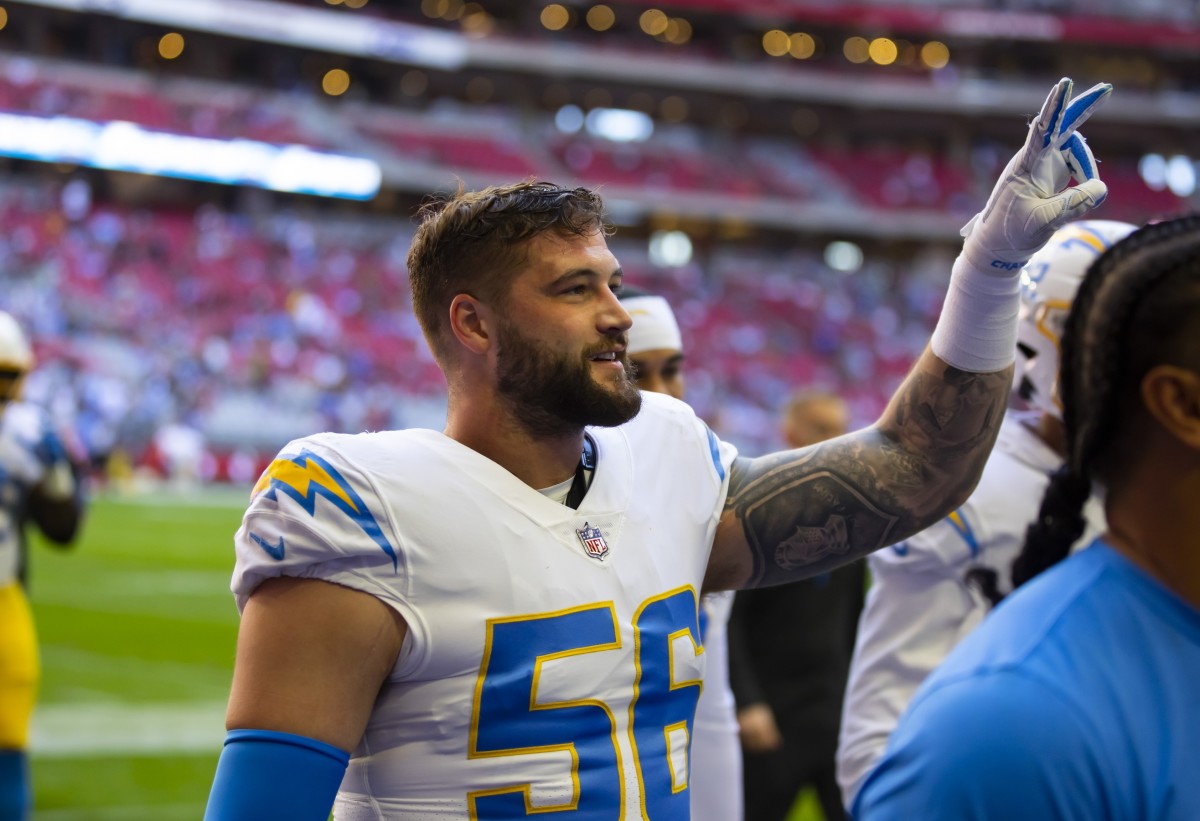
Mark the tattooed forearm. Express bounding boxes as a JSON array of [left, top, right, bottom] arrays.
[[715, 349, 1012, 589]]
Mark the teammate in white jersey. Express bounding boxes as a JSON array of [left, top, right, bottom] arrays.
[[205, 78, 1115, 820], [619, 288, 742, 821], [0, 312, 85, 821], [836, 219, 1137, 807], [853, 217, 1200, 821]]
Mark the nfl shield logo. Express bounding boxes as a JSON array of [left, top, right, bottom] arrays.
[[576, 522, 609, 561]]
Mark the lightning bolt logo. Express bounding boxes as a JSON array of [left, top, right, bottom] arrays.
[[252, 449, 398, 571]]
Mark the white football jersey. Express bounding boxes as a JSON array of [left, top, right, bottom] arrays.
[[231, 392, 737, 819], [836, 412, 1104, 807], [0, 401, 61, 586]]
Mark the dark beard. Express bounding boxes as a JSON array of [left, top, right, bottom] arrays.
[[496, 320, 642, 438]]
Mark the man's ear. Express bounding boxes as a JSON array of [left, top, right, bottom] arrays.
[[448, 294, 494, 356], [1141, 365, 1200, 450]]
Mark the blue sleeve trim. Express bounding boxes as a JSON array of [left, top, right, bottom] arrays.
[[945, 509, 980, 558], [224, 728, 349, 762], [205, 729, 350, 821], [704, 426, 726, 482]]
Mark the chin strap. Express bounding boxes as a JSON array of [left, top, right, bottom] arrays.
[[565, 433, 597, 509]]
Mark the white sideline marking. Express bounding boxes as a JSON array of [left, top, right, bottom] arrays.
[[30, 702, 227, 757], [35, 803, 201, 820]]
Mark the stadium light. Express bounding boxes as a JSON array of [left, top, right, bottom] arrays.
[[639, 9, 668, 36], [921, 41, 951, 69], [158, 32, 185, 60], [825, 240, 864, 272], [1139, 153, 1167, 191], [789, 33, 816, 60], [585, 107, 654, 142], [869, 38, 898, 66], [649, 230, 692, 267], [1166, 154, 1196, 197], [586, 5, 615, 32], [555, 104, 585, 133], [541, 4, 570, 31], [322, 68, 351, 96], [0, 112, 382, 200], [6, 0, 467, 70], [763, 30, 789, 58]]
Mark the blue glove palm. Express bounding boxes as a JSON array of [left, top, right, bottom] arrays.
[[961, 78, 1112, 271]]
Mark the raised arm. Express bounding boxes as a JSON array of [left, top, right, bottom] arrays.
[[706, 78, 1113, 591], [711, 351, 1010, 589]]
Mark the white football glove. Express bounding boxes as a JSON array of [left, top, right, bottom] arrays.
[[961, 77, 1112, 273]]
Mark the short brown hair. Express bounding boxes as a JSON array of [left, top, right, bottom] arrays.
[[407, 180, 611, 360]]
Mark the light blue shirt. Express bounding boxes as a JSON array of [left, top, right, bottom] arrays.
[[853, 539, 1200, 820]]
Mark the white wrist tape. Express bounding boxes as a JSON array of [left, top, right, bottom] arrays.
[[930, 254, 1021, 373]]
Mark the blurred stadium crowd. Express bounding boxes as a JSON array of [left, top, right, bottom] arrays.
[[0, 0, 1196, 483]]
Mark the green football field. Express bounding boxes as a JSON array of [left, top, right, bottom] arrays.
[[26, 491, 825, 820], [28, 491, 243, 819]]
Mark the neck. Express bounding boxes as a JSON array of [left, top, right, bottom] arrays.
[[444, 390, 584, 490], [1104, 451, 1200, 610]]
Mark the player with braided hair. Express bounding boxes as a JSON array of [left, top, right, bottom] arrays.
[[853, 216, 1200, 820], [836, 219, 1135, 809]]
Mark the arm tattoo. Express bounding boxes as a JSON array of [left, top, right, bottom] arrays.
[[724, 352, 1011, 588]]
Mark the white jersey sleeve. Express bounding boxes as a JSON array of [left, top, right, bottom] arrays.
[[836, 414, 1103, 807], [231, 434, 415, 633]]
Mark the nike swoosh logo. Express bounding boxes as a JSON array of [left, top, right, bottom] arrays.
[[249, 532, 285, 561]]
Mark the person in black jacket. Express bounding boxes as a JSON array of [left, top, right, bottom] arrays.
[[729, 390, 864, 821]]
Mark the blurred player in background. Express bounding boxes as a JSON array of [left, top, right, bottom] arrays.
[[619, 287, 743, 821], [0, 312, 86, 821], [205, 78, 1113, 820], [853, 215, 1200, 819], [836, 219, 1136, 808], [729, 390, 863, 821]]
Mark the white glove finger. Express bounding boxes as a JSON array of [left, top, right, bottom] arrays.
[[1063, 133, 1099, 182], [1056, 83, 1114, 144], [1024, 179, 1109, 238], [1034, 78, 1074, 152], [1016, 77, 1073, 176]]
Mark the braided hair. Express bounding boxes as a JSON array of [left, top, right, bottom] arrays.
[[1011, 215, 1200, 589]]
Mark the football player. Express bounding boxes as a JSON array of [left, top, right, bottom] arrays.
[[853, 215, 1200, 820], [0, 312, 85, 820], [619, 288, 742, 821], [837, 220, 1136, 808], [205, 78, 1113, 820]]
